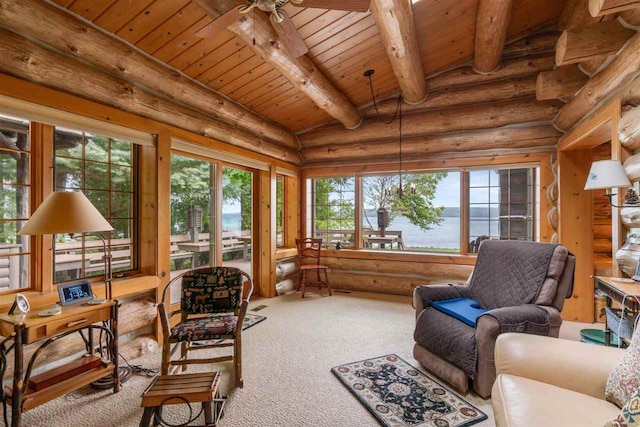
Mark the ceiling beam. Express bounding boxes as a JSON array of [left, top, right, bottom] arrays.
[[556, 20, 635, 67], [559, 0, 601, 30], [0, 28, 301, 164], [0, 0, 296, 149], [362, 75, 537, 116], [194, 0, 362, 129], [473, 0, 515, 74], [370, 0, 427, 104], [536, 66, 589, 101], [554, 31, 640, 131], [301, 125, 560, 162], [299, 98, 562, 146], [590, 0, 640, 17]]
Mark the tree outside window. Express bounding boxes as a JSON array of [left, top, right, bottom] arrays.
[[0, 113, 30, 291]]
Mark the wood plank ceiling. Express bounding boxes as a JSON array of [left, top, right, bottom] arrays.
[[52, 0, 566, 133]]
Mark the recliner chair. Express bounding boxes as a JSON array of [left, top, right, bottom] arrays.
[[413, 240, 575, 398]]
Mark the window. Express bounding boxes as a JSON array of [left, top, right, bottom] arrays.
[[0, 114, 31, 291], [53, 127, 137, 283], [170, 154, 215, 273], [467, 168, 536, 248], [307, 177, 355, 248], [362, 172, 460, 253], [306, 166, 539, 254], [276, 175, 285, 247]]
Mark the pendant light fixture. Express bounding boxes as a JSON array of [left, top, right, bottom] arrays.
[[364, 69, 414, 198]]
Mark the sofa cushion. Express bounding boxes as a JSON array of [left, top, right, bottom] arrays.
[[493, 374, 620, 427], [607, 330, 640, 408]]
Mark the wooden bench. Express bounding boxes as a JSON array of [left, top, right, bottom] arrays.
[[140, 372, 225, 427]]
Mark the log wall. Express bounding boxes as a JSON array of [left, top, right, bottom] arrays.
[[323, 252, 474, 296]]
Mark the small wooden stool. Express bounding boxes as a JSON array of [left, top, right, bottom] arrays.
[[140, 372, 225, 427]]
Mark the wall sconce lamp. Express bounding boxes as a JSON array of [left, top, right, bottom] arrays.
[[584, 160, 640, 208]]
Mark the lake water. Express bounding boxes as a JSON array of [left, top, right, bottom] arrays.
[[364, 210, 499, 250]]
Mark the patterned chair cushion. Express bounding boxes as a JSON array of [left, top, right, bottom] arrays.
[[170, 314, 238, 342], [181, 267, 244, 315]]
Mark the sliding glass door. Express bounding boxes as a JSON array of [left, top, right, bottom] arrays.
[[170, 154, 216, 278], [221, 166, 253, 276]]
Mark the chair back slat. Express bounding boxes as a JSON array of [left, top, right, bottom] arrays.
[[180, 266, 246, 315], [296, 238, 322, 266]]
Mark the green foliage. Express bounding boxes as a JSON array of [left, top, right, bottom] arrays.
[[363, 173, 447, 232], [169, 157, 253, 235], [313, 177, 355, 233], [170, 155, 212, 235], [222, 167, 252, 232], [0, 130, 29, 246]]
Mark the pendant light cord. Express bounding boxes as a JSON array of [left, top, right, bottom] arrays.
[[365, 70, 405, 196], [399, 93, 403, 194], [366, 72, 402, 125]]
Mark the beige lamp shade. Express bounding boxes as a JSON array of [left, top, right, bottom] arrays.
[[584, 160, 631, 191], [18, 191, 113, 236]]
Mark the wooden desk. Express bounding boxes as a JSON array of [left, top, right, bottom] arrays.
[[594, 276, 640, 346], [0, 301, 119, 426]]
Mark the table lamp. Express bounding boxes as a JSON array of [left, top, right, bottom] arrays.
[[18, 191, 115, 300], [584, 160, 639, 208]]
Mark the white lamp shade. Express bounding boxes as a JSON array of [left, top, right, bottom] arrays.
[[18, 191, 113, 236], [584, 160, 631, 191]]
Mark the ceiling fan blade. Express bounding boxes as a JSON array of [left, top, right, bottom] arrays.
[[271, 10, 309, 58], [295, 0, 371, 12], [195, 5, 243, 38]]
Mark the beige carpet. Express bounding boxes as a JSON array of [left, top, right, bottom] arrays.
[[19, 290, 600, 427]]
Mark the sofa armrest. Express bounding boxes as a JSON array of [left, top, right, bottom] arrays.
[[413, 284, 468, 318], [495, 333, 624, 400]]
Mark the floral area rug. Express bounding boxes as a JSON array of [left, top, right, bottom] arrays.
[[332, 355, 487, 427]]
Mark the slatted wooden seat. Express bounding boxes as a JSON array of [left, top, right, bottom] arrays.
[[140, 372, 224, 427]]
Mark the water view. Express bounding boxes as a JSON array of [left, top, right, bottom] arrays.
[[364, 207, 500, 252]]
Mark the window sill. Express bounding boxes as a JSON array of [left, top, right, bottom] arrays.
[[320, 248, 476, 265], [275, 248, 298, 259], [0, 274, 158, 311]]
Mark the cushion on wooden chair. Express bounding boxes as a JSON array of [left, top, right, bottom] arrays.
[[181, 267, 244, 315], [170, 314, 238, 342]]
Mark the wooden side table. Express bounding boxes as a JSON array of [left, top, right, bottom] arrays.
[[0, 300, 119, 427], [140, 372, 225, 427], [594, 276, 640, 346]]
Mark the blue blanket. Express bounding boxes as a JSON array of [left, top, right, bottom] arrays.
[[432, 298, 489, 327]]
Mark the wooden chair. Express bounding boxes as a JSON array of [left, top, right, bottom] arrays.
[[295, 238, 331, 298], [157, 266, 253, 388]]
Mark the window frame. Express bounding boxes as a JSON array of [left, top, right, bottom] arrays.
[[51, 127, 141, 285], [303, 162, 541, 256], [0, 114, 33, 292], [276, 174, 286, 248]]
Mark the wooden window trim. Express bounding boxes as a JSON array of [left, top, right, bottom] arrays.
[[303, 156, 551, 261]]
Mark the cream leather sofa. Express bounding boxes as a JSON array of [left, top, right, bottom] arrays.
[[492, 333, 625, 427]]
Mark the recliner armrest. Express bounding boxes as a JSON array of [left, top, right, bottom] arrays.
[[495, 333, 623, 400], [413, 284, 468, 318]]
